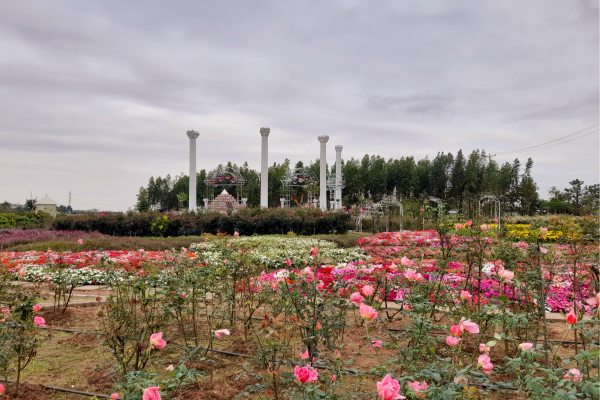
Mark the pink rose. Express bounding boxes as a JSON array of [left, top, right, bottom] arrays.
[[465, 221, 472, 227], [377, 374, 405, 400], [446, 336, 461, 346], [407, 381, 428, 391], [458, 317, 479, 334], [480, 224, 490, 232], [479, 343, 490, 353], [361, 285, 374, 296], [300, 349, 309, 359], [33, 304, 41, 313], [294, 365, 318, 383], [564, 368, 582, 382], [111, 393, 119, 400], [460, 290, 472, 300], [34, 316, 45, 327], [214, 329, 230, 339], [519, 342, 534, 351], [310, 247, 318, 258], [166, 365, 174, 371], [149, 332, 166, 349], [142, 386, 161, 400], [78, 239, 84, 244], [234, 231, 240, 237], [359, 303, 379, 320], [371, 340, 382, 348], [539, 227, 548, 239], [400, 256, 413, 266], [181, 292, 187, 299], [455, 224, 462, 231], [350, 292, 364, 305], [450, 325, 461, 336]]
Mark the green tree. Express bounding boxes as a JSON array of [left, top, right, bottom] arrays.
[[136, 187, 151, 212]]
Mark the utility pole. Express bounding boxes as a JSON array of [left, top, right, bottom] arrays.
[[69, 191, 72, 208]]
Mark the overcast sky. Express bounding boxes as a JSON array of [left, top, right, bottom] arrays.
[[1, 0, 598, 211]]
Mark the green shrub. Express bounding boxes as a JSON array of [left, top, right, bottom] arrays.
[[0, 212, 52, 228], [51, 208, 352, 237]]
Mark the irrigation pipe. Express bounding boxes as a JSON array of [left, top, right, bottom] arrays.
[[0, 377, 121, 399]]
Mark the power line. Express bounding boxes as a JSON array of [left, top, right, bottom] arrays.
[[493, 123, 599, 155]]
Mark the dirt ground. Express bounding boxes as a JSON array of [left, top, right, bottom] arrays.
[[2, 304, 596, 400]]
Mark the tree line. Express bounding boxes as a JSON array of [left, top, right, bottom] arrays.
[[135, 149, 597, 217]]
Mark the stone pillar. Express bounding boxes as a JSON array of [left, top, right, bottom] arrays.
[[186, 130, 200, 211], [260, 127, 270, 208], [335, 145, 343, 210], [318, 135, 329, 211]]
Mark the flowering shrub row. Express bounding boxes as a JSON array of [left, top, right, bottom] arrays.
[[52, 208, 352, 236]]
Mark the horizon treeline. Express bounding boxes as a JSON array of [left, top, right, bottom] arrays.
[[135, 149, 598, 217]]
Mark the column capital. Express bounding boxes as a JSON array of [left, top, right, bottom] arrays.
[[260, 127, 270, 136], [186, 130, 200, 139], [318, 135, 329, 143], [335, 145, 343, 151]]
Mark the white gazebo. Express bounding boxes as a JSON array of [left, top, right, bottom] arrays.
[[36, 196, 57, 217]]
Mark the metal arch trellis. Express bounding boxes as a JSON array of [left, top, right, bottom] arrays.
[[326, 172, 344, 209], [355, 189, 403, 233], [479, 195, 501, 231], [280, 167, 319, 208], [204, 164, 247, 205]]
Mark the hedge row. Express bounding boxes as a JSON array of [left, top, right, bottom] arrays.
[[0, 212, 53, 229], [51, 208, 352, 236]]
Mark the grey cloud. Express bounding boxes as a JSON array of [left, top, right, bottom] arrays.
[[364, 94, 454, 114], [0, 0, 597, 209]]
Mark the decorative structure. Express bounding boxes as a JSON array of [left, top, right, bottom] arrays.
[[204, 164, 247, 213], [280, 167, 319, 208], [186, 130, 200, 211], [260, 127, 270, 208], [335, 145, 343, 210], [318, 135, 329, 211], [354, 190, 403, 233], [36, 196, 57, 217], [479, 195, 501, 230], [326, 145, 344, 210], [207, 189, 246, 214]]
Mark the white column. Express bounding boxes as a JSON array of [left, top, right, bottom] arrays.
[[186, 130, 200, 211], [260, 127, 270, 208], [335, 145, 343, 210], [318, 135, 329, 211]]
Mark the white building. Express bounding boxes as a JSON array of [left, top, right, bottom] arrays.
[[36, 196, 58, 217]]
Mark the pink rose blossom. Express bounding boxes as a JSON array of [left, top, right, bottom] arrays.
[[149, 332, 166, 349], [33, 304, 41, 313], [111, 393, 119, 400], [371, 340, 383, 348], [446, 336, 461, 346], [361, 285, 374, 296], [479, 343, 490, 353], [300, 349, 309, 359], [359, 303, 379, 320], [455, 224, 462, 231], [377, 374, 405, 400], [564, 368, 582, 382], [350, 292, 364, 305], [142, 386, 161, 400], [294, 365, 319, 383], [460, 290, 472, 300], [450, 325, 461, 336], [166, 365, 174, 371], [214, 329, 230, 339], [310, 247, 318, 258], [407, 381, 428, 391], [34, 316, 45, 327], [458, 317, 479, 334], [519, 342, 534, 351], [78, 239, 83, 244]]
